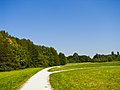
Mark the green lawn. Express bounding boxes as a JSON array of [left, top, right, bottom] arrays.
[[49, 61, 120, 72], [0, 68, 42, 90], [50, 62, 120, 90]]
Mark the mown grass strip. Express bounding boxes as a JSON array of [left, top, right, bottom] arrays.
[[0, 68, 42, 90]]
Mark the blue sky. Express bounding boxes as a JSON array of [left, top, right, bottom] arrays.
[[0, 0, 120, 56]]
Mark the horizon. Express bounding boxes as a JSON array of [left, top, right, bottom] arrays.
[[0, 0, 120, 57]]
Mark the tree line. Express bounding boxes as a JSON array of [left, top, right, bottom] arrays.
[[0, 30, 120, 71], [67, 52, 120, 63], [0, 31, 67, 71]]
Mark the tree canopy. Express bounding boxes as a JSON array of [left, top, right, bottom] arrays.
[[67, 52, 120, 63], [0, 30, 66, 71]]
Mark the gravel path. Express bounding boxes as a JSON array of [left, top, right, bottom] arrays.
[[20, 67, 53, 90], [20, 66, 84, 90]]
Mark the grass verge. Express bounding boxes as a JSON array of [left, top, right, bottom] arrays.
[[0, 68, 42, 90]]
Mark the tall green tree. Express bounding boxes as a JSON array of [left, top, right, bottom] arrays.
[[73, 53, 79, 62], [59, 52, 67, 65]]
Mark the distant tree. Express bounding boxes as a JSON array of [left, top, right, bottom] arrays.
[[107, 56, 113, 62], [117, 52, 119, 56], [67, 56, 75, 63], [49, 47, 60, 66], [73, 53, 79, 62], [111, 51, 114, 55], [59, 52, 67, 65], [93, 54, 99, 62], [79, 55, 91, 62]]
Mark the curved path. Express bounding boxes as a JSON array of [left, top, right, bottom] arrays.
[[20, 67, 53, 90], [20, 66, 86, 90], [20, 66, 119, 90]]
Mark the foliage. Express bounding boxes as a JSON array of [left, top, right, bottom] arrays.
[[59, 52, 67, 65], [93, 52, 120, 62], [0, 30, 67, 71], [67, 52, 120, 63], [67, 52, 92, 63]]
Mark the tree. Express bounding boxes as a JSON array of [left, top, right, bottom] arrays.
[[108, 56, 113, 62], [111, 51, 114, 55], [79, 55, 91, 62], [73, 53, 79, 62], [59, 52, 67, 65], [67, 56, 75, 63], [0, 30, 64, 71], [117, 52, 119, 56], [38, 54, 49, 67]]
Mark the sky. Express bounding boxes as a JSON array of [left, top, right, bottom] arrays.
[[0, 0, 120, 57]]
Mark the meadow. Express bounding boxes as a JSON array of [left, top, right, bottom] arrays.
[[0, 68, 42, 90], [50, 62, 120, 90], [49, 61, 120, 71]]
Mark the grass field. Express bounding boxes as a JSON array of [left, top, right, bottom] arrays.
[[0, 68, 42, 90], [50, 62, 120, 90], [49, 61, 120, 71]]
